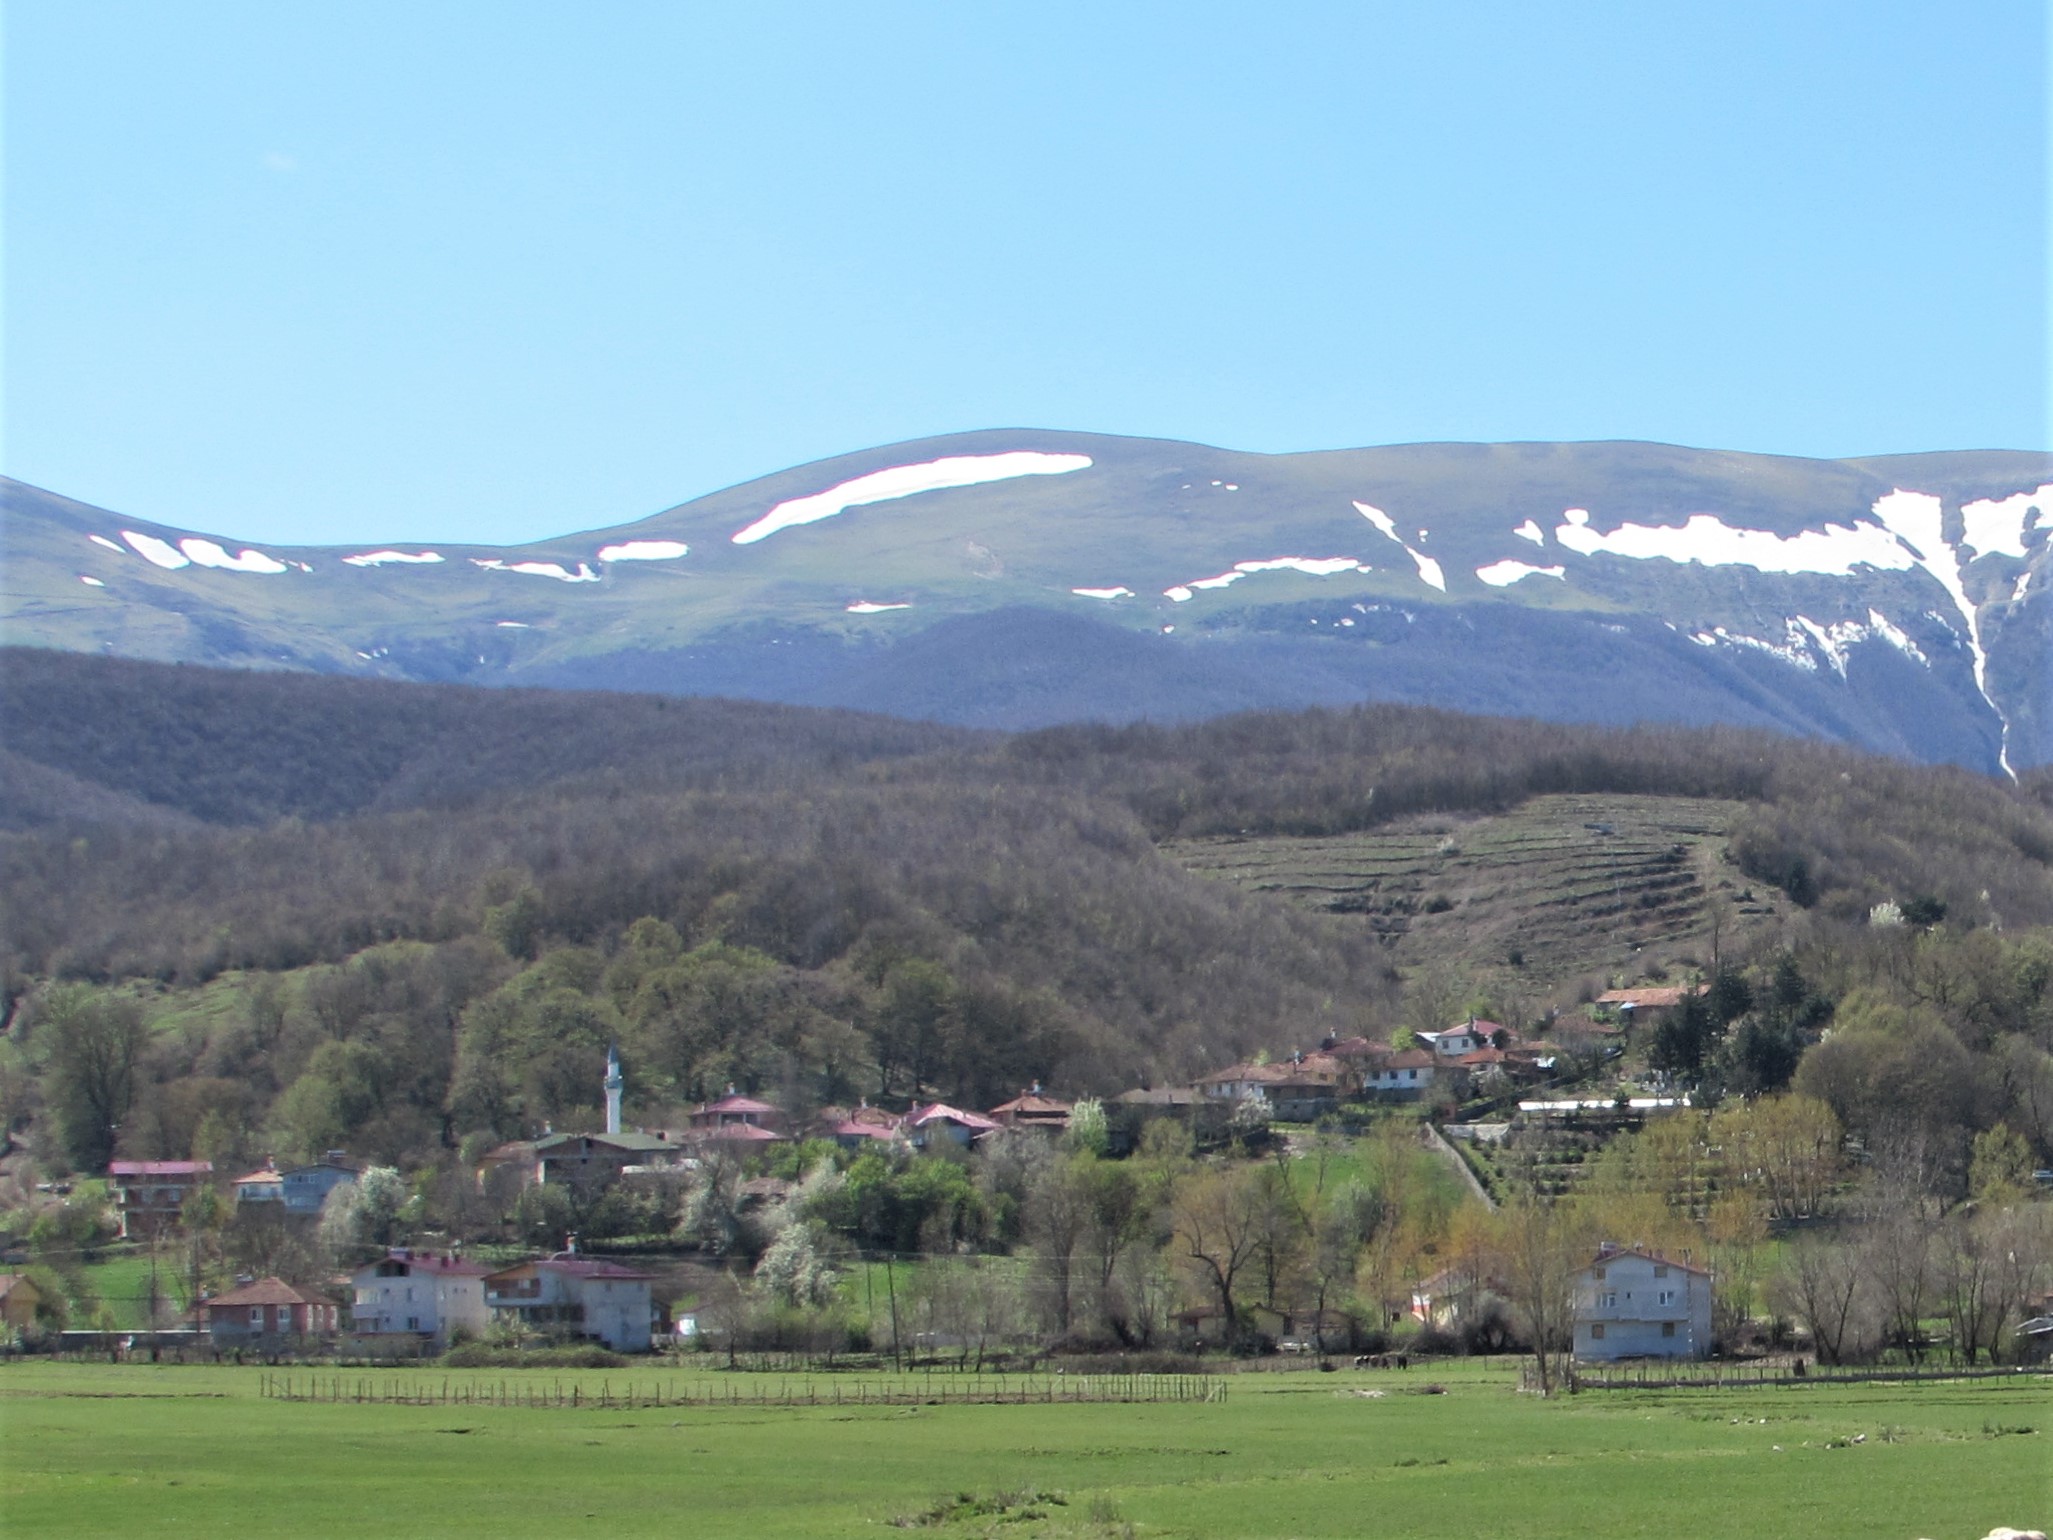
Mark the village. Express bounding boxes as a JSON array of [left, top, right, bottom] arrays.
[[8, 983, 2048, 1382]]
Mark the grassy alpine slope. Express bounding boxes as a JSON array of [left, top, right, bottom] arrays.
[[2, 1361, 2045, 1539]]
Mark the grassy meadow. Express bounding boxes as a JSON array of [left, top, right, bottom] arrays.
[[3, 1358, 2046, 1538]]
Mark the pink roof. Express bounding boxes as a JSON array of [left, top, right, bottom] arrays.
[[108, 1161, 212, 1177], [699, 1122, 784, 1142], [360, 1248, 492, 1278], [206, 1276, 331, 1308], [908, 1102, 1001, 1132], [1597, 985, 1707, 1008], [233, 1164, 283, 1186]]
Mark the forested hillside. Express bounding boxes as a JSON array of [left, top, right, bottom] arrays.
[[4, 649, 2053, 1194]]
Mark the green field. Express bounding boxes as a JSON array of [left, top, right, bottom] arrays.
[[3, 1359, 2046, 1538]]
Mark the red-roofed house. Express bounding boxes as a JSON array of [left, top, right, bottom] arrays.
[[349, 1247, 493, 1349], [203, 1277, 339, 1346], [484, 1256, 655, 1351], [106, 1161, 213, 1239], [905, 1103, 1001, 1148]]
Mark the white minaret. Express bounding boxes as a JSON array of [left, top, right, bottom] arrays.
[[603, 1043, 624, 1136]]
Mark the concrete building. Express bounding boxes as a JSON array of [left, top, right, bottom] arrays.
[[1572, 1243, 1713, 1361], [484, 1256, 655, 1352], [348, 1247, 492, 1350]]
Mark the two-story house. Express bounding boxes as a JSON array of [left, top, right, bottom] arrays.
[[483, 1256, 655, 1352], [106, 1160, 213, 1239], [1572, 1242, 1712, 1360], [348, 1247, 492, 1349]]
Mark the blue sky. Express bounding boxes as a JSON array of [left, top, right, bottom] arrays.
[[4, 2, 2047, 545]]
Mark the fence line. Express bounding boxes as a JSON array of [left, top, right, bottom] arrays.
[[1538, 1359, 2053, 1393], [259, 1371, 1228, 1409]]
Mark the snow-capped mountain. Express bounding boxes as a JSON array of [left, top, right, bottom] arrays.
[[7, 432, 2051, 773]]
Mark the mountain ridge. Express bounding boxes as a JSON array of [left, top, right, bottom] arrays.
[[6, 433, 2051, 771]]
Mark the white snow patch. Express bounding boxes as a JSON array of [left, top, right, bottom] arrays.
[[2016, 570, 2035, 603], [180, 538, 289, 574], [78, 574, 105, 587], [1164, 585, 1195, 603], [1234, 556, 1365, 577], [1071, 586, 1133, 600], [88, 534, 124, 553], [1960, 483, 2053, 559], [470, 558, 601, 583], [344, 550, 444, 567], [1553, 506, 1915, 576], [1476, 560, 1566, 587], [846, 600, 912, 614], [1512, 519, 1546, 546], [1353, 501, 1400, 541], [121, 530, 190, 569], [1225, 483, 1239, 491], [495, 621, 531, 629], [597, 540, 690, 562], [1698, 609, 1933, 681], [1353, 501, 1444, 590], [1692, 624, 1817, 671], [1869, 489, 1999, 767], [1188, 570, 1247, 591], [732, 451, 1092, 545]]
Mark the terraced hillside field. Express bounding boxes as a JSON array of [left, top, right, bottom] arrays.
[[1166, 793, 1780, 999]]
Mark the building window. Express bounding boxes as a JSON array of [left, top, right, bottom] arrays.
[[1603, 1292, 1616, 1308], [1661, 1322, 1676, 1338], [1592, 1266, 1605, 1281], [249, 1308, 262, 1325], [1590, 1324, 1605, 1340], [1658, 1290, 1675, 1306], [1653, 1265, 1668, 1278]]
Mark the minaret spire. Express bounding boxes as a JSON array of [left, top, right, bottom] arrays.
[[604, 1043, 624, 1136]]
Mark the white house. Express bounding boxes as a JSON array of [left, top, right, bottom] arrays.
[[1364, 1049, 1438, 1097], [1572, 1243, 1712, 1360], [349, 1248, 493, 1349], [484, 1256, 656, 1352], [1417, 1018, 1502, 1059]]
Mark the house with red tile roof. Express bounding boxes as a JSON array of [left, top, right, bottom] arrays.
[[484, 1255, 655, 1351], [203, 1277, 339, 1345], [348, 1247, 493, 1349], [904, 1102, 1001, 1148]]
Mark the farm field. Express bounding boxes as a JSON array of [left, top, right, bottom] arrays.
[[1166, 792, 1763, 995], [2, 1359, 2046, 1538]]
